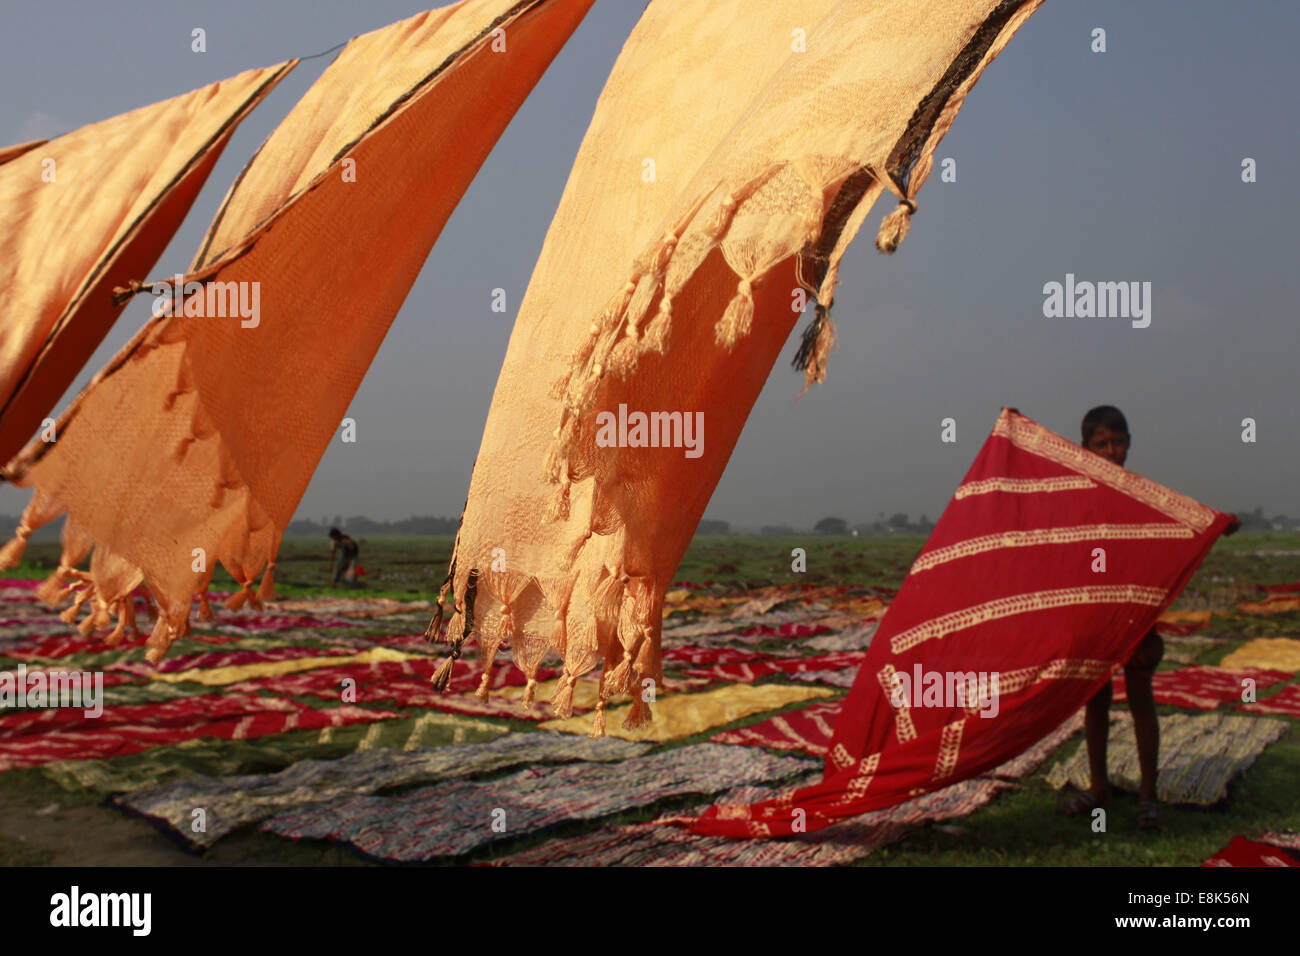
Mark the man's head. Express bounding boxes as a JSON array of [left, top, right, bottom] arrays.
[[329, 527, 342, 541], [1081, 405, 1130, 466]]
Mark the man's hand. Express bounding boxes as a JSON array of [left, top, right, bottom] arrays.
[[1224, 516, 1243, 536]]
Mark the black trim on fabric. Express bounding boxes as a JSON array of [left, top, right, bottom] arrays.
[[885, 0, 1030, 195]]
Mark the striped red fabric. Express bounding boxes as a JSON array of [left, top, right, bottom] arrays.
[[691, 409, 1234, 836], [0, 693, 396, 769], [1112, 666, 1290, 711], [681, 652, 863, 684]]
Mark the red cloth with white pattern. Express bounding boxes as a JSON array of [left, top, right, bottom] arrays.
[[690, 409, 1233, 836]]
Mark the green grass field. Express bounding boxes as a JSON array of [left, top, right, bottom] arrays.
[[2, 531, 1298, 866]]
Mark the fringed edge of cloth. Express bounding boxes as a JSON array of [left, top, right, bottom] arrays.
[[424, 531, 664, 737], [0, 482, 281, 663], [427, 0, 1050, 736]]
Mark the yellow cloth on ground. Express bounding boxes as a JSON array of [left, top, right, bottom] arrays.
[[146, 647, 416, 686], [540, 683, 835, 742], [1220, 638, 1300, 673], [1237, 597, 1300, 616]]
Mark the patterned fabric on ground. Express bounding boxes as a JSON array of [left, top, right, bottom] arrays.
[[789, 669, 860, 689], [1154, 608, 1215, 636], [6, 632, 241, 661], [114, 732, 650, 849], [1237, 684, 1300, 718], [712, 701, 1086, 782], [680, 652, 863, 684], [1235, 595, 1300, 616], [711, 700, 842, 756], [540, 683, 835, 742], [803, 621, 879, 653], [1046, 712, 1288, 806], [489, 774, 1010, 867], [1260, 831, 1300, 849], [41, 710, 508, 794], [0, 692, 398, 770], [661, 647, 770, 667], [262, 743, 816, 861], [1112, 666, 1291, 711], [226, 658, 557, 703], [1220, 638, 1300, 673], [1202, 836, 1300, 867], [111, 645, 359, 675], [111, 647, 417, 686]]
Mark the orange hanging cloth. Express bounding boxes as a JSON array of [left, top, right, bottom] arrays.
[[429, 0, 1046, 734], [2, 0, 596, 660], [0, 65, 296, 463]]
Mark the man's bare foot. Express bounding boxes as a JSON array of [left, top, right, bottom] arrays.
[[1061, 786, 1111, 816], [1138, 801, 1161, 830]]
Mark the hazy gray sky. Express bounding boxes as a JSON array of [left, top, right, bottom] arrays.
[[2, 0, 1297, 530]]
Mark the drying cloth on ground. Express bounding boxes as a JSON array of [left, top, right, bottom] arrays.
[[431, 0, 1046, 738], [1237, 684, 1300, 718], [1046, 712, 1287, 806], [804, 621, 880, 653], [488, 775, 1011, 867], [710, 700, 843, 756], [1, 0, 597, 661], [712, 700, 1086, 780], [41, 710, 507, 794], [112, 647, 417, 686], [789, 669, 860, 689], [1112, 666, 1291, 711], [0, 65, 292, 464], [261, 743, 816, 861], [1202, 836, 1300, 867], [692, 409, 1234, 835], [1236, 595, 1300, 616], [0, 694, 398, 770], [540, 682, 835, 742], [661, 647, 771, 667], [681, 651, 862, 684], [114, 731, 650, 849], [1155, 608, 1215, 636], [1220, 638, 1300, 673]]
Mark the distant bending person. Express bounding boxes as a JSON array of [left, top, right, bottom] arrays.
[[328, 528, 360, 586], [1062, 405, 1238, 829]]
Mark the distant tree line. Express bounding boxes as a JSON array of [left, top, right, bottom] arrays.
[[285, 515, 460, 536]]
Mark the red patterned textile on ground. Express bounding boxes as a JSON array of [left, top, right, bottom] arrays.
[[681, 652, 863, 684], [1112, 666, 1290, 711], [690, 409, 1234, 836], [109, 645, 356, 677], [0, 693, 395, 769], [1237, 684, 1300, 718], [1202, 836, 1300, 867], [661, 647, 770, 667], [710, 701, 842, 756]]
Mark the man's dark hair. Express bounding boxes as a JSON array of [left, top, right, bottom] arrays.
[[1081, 405, 1129, 444], [329, 527, 342, 540]]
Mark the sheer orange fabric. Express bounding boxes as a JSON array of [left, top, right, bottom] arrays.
[[0, 140, 46, 167], [2, 0, 595, 659], [0, 66, 294, 463], [432, 0, 1045, 735]]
